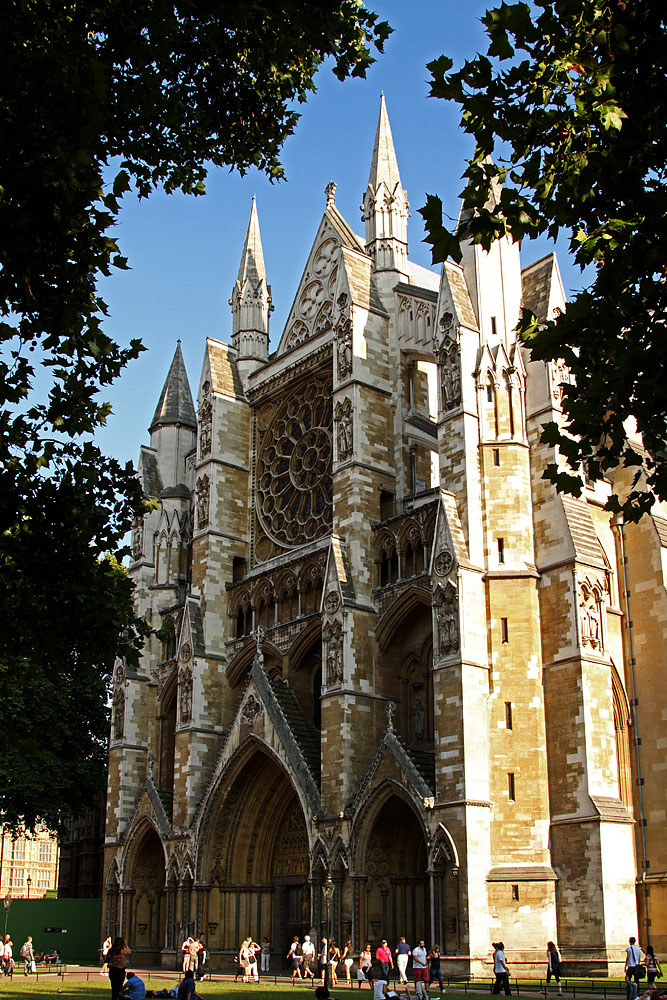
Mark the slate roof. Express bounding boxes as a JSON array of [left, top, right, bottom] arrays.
[[403, 744, 436, 792], [444, 261, 479, 330], [405, 260, 440, 294], [652, 514, 667, 548], [138, 447, 163, 498], [150, 342, 197, 431], [521, 253, 559, 323], [560, 495, 608, 569], [207, 339, 245, 399], [268, 676, 321, 786]]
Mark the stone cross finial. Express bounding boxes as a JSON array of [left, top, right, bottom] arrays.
[[386, 701, 396, 733], [325, 181, 337, 209]]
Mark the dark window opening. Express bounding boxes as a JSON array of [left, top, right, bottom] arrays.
[[511, 884, 519, 901], [491, 316, 498, 338], [498, 538, 505, 564], [232, 556, 247, 583], [501, 617, 509, 643], [493, 448, 500, 467], [505, 701, 513, 730], [508, 772, 516, 802]]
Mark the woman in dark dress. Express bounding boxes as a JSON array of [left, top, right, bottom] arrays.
[[106, 937, 132, 1000]]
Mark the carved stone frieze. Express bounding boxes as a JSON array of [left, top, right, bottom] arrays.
[[434, 549, 454, 577], [242, 693, 262, 726]]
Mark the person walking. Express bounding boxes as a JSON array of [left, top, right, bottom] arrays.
[[360, 943, 374, 988], [412, 940, 429, 1000], [395, 938, 411, 984], [302, 935, 316, 980], [645, 945, 662, 987], [287, 935, 303, 981], [625, 937, 642, 1000], [341, 939, 354, 985], [492, 942, 511, 996], [106, 937, 132, 1000], [20, 936, 34, 976], [428, 944, 445, 993], [246, 938, 260, 983], [101, 936, 112, 976], [329, 938, 341, 986], [545, 942, 562, 996], [376, 940, 393, 981], [3, 937, 13, 976], [196, 935, 208, 981]]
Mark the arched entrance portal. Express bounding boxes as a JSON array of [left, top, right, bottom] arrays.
[[359, 792, 428, 947], [202, 747, 310, 957], [125, 824, 166, 958]]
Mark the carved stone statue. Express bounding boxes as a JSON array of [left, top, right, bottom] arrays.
[[196, 474, 210, 529], [323, 619, 343, 686], [113, 685, 125, 740], [336, 318, 353, 381], [413, 699, 426, 742], [335, 397, 353, 461], [179, 667, 193, 724], [199, 381, 212, 457], [435, 584, 460, 657]]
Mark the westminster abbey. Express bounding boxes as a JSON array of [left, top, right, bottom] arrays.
[[104, 97, 667, 973]]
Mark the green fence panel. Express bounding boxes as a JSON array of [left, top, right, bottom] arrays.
[[3, 898, 102, 963]]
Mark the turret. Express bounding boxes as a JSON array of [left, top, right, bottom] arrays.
[[230, 196, 271, 377], [148, 341, 197, 489], [361, 94, 409, 274]]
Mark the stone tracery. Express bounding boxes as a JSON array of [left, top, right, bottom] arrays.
[[256, 374, 333, 547]]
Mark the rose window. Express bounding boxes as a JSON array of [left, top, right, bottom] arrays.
[[257, 374, 333, 546]]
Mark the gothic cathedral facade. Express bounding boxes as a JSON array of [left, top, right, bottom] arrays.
[[104, 98, 667, 972]]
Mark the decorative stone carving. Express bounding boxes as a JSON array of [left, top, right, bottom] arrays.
[[180, 641, 192, 663], [132, 516, 144, 561], [196, 474, 210, 529], [242, 693, 262, 726], [324, 182, 337, 211], [322, 618, 343, 687], [179, 666, 193, 724], [579, 581, 604, 651], [435, 583, 459, 657], [335, 396, 353, 461], [254, 625, 266, 670], [412, 698, 426, 742], [324, 590, 341, 615], [335, 317, 353, 381], [434, 549, 454, 577], [551, 359, 572, 405], [386, 700, 396, 734], [199, 380, 212, 457], [113, 685, 125, 740], [256, 374, 333, 547]]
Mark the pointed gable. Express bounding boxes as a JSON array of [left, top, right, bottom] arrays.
[[521, 252, 567, 323], [276, 195, 365, 356], [149, 342, 196, 432]]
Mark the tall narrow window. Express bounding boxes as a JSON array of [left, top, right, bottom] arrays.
[[498, 538, 505, 564], [493, 448, 500, 466], [511, 884, 519, 901], [491, 316, 498, 338], [501, 618, 509, 643], [508, 772, 516, 802], [505, 702, 513, 730]]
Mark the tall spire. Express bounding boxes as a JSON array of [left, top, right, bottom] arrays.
[[368, 93, 402, 192], [362, 94, 409, 273], [149, 341, 196, 432], [231, 197, 271, 367]]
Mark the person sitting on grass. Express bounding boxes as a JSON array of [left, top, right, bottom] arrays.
[[120, 971, 146, 1000], [178, 968, 203, 1000]]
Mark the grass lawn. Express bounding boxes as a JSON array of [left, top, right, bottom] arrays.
[[0, 984, 437, 1000]]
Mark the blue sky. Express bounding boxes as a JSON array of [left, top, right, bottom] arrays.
[[96, 0, 584, 467]]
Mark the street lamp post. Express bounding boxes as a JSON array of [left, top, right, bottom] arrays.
[[3, 896, 10, 939], [26, 876, 32, 900], [322, 875, 335, 991]]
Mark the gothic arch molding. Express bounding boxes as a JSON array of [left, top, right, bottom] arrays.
[[121, 814, 168, 888], [376, 585, 432, 654], [194, 734, 314, 881], [350, 777, 430, 872], [226, 637, 283, 688]]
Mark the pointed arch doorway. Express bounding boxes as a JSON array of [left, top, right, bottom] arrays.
[[201, 744, 311, 959], [357, 790, 429, 947]]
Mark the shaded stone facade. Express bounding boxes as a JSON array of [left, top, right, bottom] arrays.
[[104, 98, 666, 973]]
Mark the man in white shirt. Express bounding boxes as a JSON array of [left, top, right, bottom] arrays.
[[412, 941, 428, 1000], [302, 935, 316, 980], [374, 979, 398, 1000], [625, 937, 642, 1000]]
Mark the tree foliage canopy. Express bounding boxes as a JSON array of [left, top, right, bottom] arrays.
[[420, 0, 667, 519], [0, 0, 389, 827]]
